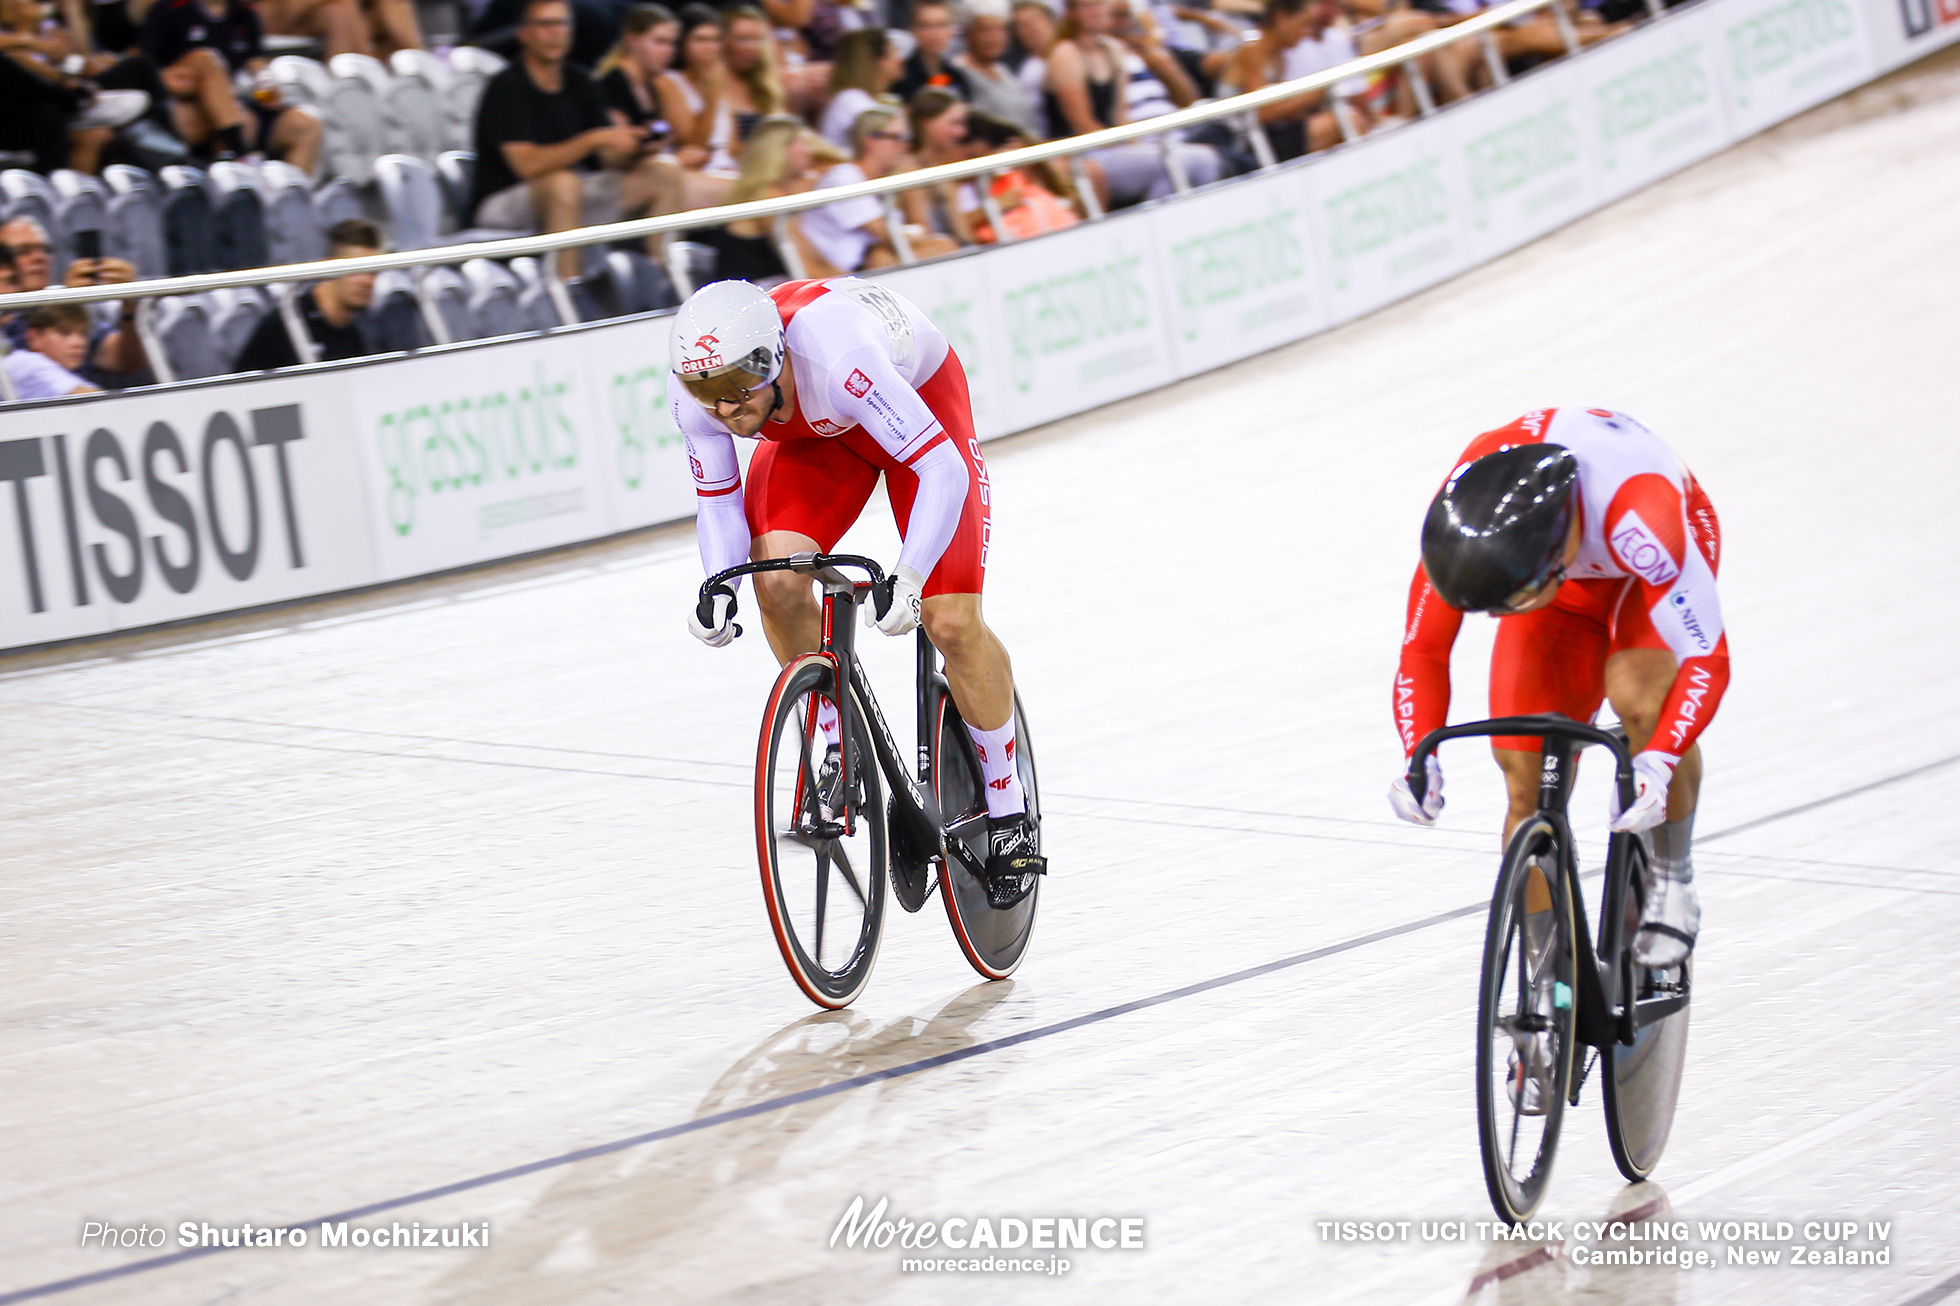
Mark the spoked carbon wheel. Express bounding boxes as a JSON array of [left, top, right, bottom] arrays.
[[933, 689, 1040, 980], [756, 655, 888, 1009], [1602, 840, 1692, 1181], [1477, 816, 1578, 1224]]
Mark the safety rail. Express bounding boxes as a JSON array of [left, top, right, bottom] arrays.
[[0, 0, 1633, 399]]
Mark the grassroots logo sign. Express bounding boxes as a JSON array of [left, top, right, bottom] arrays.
[[1321, 155, 1451, 291], [1724, 0, 1859, 107], [0, 406, 308, 618], [1166, 202, 1308, 341], [999, 251, 1152, 393], [1462, 99, 1581, 229], [1594, 44, 1712, 170], [607, 363, 680, 491], [373, 361, 581, 537]]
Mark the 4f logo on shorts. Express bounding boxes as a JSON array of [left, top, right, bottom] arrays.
[[1610, 511, 1681, 587], [845, 369, 873, 399]]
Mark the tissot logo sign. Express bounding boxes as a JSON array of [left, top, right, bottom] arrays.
[[1897, 0, 1960, 38]]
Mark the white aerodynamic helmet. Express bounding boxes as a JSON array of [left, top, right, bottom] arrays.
[[670, 280, 785, 405]]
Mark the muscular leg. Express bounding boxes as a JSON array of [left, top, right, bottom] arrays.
[[920, 592, 1014, 732], [525, 169, 584, 278], [1604, 646, 1701, 820], [749, 529, 825, 667]]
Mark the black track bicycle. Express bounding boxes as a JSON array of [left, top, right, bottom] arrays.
[[1406, 714, 1692, 1224], [696, 553, 1041, 1009]]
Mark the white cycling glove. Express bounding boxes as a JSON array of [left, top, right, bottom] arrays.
[[867, 565, 925, 637], [688, 591, 739, 648], [1389, 755, 1445, 826], [1609, 751, 1675, 833]]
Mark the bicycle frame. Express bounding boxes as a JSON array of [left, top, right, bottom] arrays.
[[699, 553, 991, 881], [1408, 715, 1684, 1056]]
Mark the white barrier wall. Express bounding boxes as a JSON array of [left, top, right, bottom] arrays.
[[1, 0, 1950, 653]]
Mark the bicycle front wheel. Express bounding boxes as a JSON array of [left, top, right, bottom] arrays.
[[755, 654, 888, 1009], [934, 688, 1040, 980], [1602, 837, 1692, 1181], [1477, 815, 1578, 1224]]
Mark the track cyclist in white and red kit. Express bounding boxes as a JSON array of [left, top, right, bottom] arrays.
[[1389, 407, 1730, 967], [670, 277, 1045, 904]]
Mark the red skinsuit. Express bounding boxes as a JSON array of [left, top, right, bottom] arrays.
[[1395, 408, 1729, 762]]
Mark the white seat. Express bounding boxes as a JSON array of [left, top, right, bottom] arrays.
[[50, 170, 107, 267], [320, 69, 390, 184], [382, 76, 450, 162], [268, 55, 332, 107], [460, 257, 524, 337], [311, 176, 366, 235], [207, 161, 270, 270], [390, 48, 453, 94], [259, 161, 324, 265], [442, 48, 506, 151], [99, 172, 164, 278], [418, 265, 475, 341], [157, 165, 217, 275], [663, 240, 716, 301], [434, 150, 473, 226], [328, 52, 394, 97], [207, 286, 270, 365], [154, 296, 229, 379], [373, 153, 445, 250]]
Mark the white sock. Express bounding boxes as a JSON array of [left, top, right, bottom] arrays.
[[814, 696, 841, 752], [965, 717, 1025, 819]]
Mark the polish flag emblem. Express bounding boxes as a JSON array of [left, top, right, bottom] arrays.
[[845, 369, 873, 398]]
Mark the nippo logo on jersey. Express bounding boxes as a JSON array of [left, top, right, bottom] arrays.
[[845, 369, 873, 399], [1610, 511, 1680, 586]]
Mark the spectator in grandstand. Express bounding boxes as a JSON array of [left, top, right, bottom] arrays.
[[255, 0, 387, 62], [0, 216, 149, 384], [1045, 0, 1215, 207], [0, 0, 158, 174], [597, 2, 682, 129], [957, 0, 1043, 140], [470, 0, 671, 277], [817, 26, 901, 147], [1006, 0, 1055, 131], [0, 245, 18, 337], [720, 7, 786, 143], [233, 218, 384, 371], [3, 304, 103, 399], [701, 113, 825, 282], [891, 0, 973, 102], [140, 0, 322, 169], [905, 86, 981, 245], [801, 104, 957, 274], [649, 5, 742, 213], [962, 108, 1082, 241], [1112, 0, 1226, 182], [1222, 0, 1343, 159]]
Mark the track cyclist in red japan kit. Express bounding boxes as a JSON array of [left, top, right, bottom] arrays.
[[670, 277, 1045, 903], [1389, 407, 1730, 968]]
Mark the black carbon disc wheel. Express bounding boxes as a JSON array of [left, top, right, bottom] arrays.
[[1602, 841, 1692, 1181], [934, 688, 1040, 980], [1477, 816, 1578, 1224], [755, 655, 888, 1009]]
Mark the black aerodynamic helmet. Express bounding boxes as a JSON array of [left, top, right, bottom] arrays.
[[1421, 443, 1580, 613]]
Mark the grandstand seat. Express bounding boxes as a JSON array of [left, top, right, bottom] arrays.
[[320, 55, 391, 185], [153, 295, 229, 378], [443, 47, 506, 152], [207, 162, 272, 271], [50, 170, 107, 269], [435, 150, 474, 228], [507, 256, 563, 330], [382, 53, 451, 161], [268, 54, 332, 108], [157, 165, 218, 275], [206, 286, 270, 365], [598, 249, 676, 317], [461, 258, 525, 336], [663, 240, 717, 301], [2, 169, 64, 271], [312, 176, 367, 237], [374, 154, 447, 250], [101, 165, 167, 279], [417, 265, 475, 341], [367, 268, 429, 352], [259, 161, 324, 265]]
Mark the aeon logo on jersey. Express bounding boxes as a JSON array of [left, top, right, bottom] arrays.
[[1609, 511, 1680, 587], [845, 369, 874, 399]]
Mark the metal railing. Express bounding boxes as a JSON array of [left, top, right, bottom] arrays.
[[0, 0, 1635, 397]]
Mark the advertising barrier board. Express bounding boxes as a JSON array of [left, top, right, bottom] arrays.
[[1, 0, 1923, 653]]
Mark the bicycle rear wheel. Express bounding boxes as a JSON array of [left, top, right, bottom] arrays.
[[933, 688, 1040, 980], [1477, 815, 1578, 1224], [756, 654, 888, 1009], [1602, 837, 1693, 1181]]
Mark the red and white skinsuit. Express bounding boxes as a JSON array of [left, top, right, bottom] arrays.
[[1395, 407, 1730, 763]]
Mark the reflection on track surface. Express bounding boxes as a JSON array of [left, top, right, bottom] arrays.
[[5, 48, 1960, 1306]]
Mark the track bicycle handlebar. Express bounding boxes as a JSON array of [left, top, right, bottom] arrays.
[[1407, 715, 1637, 811], [695, 553, 890, 629]]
